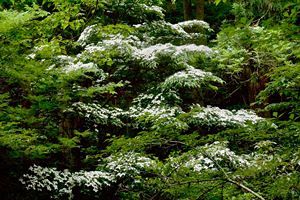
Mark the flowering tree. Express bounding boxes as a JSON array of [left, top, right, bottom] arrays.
[[0, 0, 299, 199]]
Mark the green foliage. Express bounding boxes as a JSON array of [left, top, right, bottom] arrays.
[[214, 0, 299, 26], [212, 23, 299, 107], [214, 25, 295, 73], [257, 63, 300, 120], [103, 0, 164, 24]]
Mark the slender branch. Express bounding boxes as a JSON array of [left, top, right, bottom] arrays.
[[161, 138, 187, 146], [168, 178, 225, 186], [149, 191, 160, 200], [253, 7, 270, 26], [226, 86, 242, 98], [226, 178, 265, 200]]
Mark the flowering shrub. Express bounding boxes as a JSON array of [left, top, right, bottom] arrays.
[[1, 0, 299, 199]]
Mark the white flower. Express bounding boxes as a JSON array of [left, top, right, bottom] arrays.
[[141, 4, 164, 17], [64, 62, 97, 73]]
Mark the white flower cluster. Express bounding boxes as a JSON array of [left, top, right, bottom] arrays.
[[80, 34, 212, 69], [103, 152, 156, 178], [141, 4, 164, 18], [175, 20, 211, 31], [132, 93, 168, 107], [20, 165, 114, 199], [189, 105, 263, 128], [162, 67, 223, 89], [134, 43, 212, 61], [56, 55, 75, 64], [126, 93, 184, 128], [174, 141, 268, 173], [53, 55, 99, 73], [64, 62, 97, 73], [70, 20, 214, 72], [199, 141, 251, 168], [77, 24, 98, 46], [254, 140, 277, 150], [135, 20, 211, 40], [79, 34, 142, 62], [73, 102, 125, 127], [128, 104, 182, 127], [133, 43, 213, 69]]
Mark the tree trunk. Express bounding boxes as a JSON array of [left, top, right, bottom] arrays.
[[59, 114, 82, 170], [196, 0, 205, 20], [183, 0, 192, 20]]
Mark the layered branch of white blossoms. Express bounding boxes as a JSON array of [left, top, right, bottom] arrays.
[[20, 152, 157, 199], [141, 4, 164, 18], [124, 92, 186, 129], [169, 141, 274, 173], [134, 20, 212, 43], [75, 19, 213, 69], [31, 19, 213, 74], [78, 33, 213, 69], [72, 93, 180, 129], [70, 94, 261, 131], [78, 19, 210, 47], [80, 34, 142, 60], [77, 24, 98, 46], [175, 20, 211, 31], [188, 105, 263, 128], [132, 93, 168, 107], [51, 55, 100, 73], [64, 62, 97, 73], [127, 93, 180, 121], [128, 105, 182, 123], [133, 43, 213, 68], [20, 165, 115, 199], [162, 66, 224, 89], [103, 152, 157, 178], [72, 102, 125, 127]]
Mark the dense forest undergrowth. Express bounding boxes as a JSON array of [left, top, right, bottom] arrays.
[[0, 0, 299, 199]]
